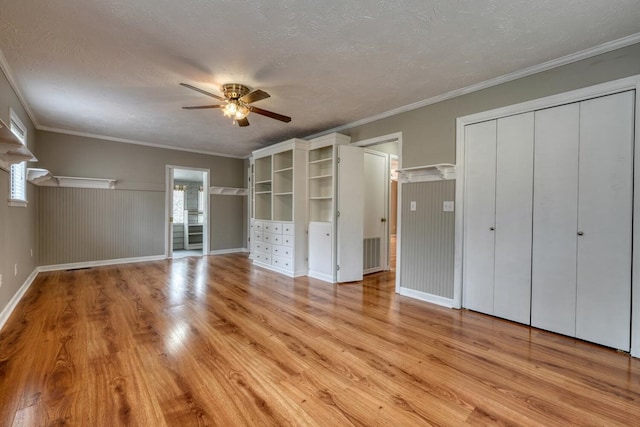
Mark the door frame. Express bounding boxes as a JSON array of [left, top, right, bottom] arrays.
[[352, 132, 402, 291], [454, 75, 640, 358], [362, 148, 390, 275], [165, 165, 210, 258]]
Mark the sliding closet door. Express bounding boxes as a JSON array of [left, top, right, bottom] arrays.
[[493, 113, 534, 324], [463, 120, 496, 314], [576, 91, 634, 351], [531, 103, 580, 337]]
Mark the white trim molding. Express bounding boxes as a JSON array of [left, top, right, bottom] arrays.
[[209, 248, 249, 255], [306, 32, 640, 141], [454, 74, 640, 358], [0, 268, 39, 332], [398, 287, 454, 309], [38, 255, 166, 272]]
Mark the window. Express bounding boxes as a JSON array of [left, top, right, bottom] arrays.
[[9, 109, 27, 207], [172, 185, 185, 224]]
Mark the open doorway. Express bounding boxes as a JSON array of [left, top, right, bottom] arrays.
[[165, 166, 210, 259]]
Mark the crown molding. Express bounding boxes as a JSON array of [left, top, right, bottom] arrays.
[[0, 49, 40, 127], [306, 32, 640, 139], [37, 126, 245, 159]]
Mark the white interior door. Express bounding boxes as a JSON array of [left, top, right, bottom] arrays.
[[531, 103, 580, 337], [363, 150, 388, 274], [462, 120, 497, 314], [493, 112, 534, 324], [576, 91, 634, 350], [336, 145, 364, 282]]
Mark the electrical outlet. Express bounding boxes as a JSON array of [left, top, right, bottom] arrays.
[[14, 264, 18, 276], [30, 248, 33, 257], [410, 201, 417, 211]]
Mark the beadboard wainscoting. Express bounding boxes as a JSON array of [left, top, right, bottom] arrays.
[[38, 187, 165, 265], [399, 180, 455, 305]]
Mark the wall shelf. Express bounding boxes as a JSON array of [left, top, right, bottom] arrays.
[[397, 163, 456, 183], [0, 118, 36, 169], [27, 168, 116, 189], [209, 186, 248, 196]]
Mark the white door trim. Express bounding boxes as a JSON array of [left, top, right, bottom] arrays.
[[454, 74, 640, 358], [165, 165, 211, 258]]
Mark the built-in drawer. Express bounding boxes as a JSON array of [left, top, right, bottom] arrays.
[[271, 222, 283, 234], [271, 244, 293, 259], [272, 256, 292, 270], [253, 231, 263, 242], [272, 234, 283, 245], [254, 241, 272, 254], [263, 222, 274, 233], [253, 252, 272, 264], [262, 232, 275, 244], [282, 235, 294, 247], [254, 221, 263, 232], [282, 223, 294, 235]]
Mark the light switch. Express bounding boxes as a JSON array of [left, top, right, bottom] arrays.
[[443, 201, 454, 212], [410, 201, 416, 211]]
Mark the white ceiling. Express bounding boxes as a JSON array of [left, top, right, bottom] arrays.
[[1, 1, 639, 158]]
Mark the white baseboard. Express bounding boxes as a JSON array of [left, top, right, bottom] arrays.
[[209, 248, 249, 255], [38, 254, 166, 272], [307, 270, 335, 283], [398, 287, 454, 308], [0, 267, 39, 332]]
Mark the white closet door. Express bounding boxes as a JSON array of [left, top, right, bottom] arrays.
[[493, 112, 534, 324], [531, 103, 580, 336], [576, 91, 634, 350], [463, 120, 496, 314], [336, 145, 364, 282]]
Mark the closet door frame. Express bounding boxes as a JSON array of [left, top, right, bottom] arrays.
[[454, 75, 640, 358]]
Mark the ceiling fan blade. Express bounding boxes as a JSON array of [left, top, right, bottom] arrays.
[[182, 105, 224, 110], [180, 83, 226, 101], [249, 106, 291, 123], [241, 89, 270, 104], [236, 117, 250, 127]]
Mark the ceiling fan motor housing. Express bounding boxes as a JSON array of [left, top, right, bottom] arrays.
[[222, 84, 251, 100]]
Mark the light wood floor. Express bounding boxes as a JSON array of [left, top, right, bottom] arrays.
[[1, 254, 639, 426]]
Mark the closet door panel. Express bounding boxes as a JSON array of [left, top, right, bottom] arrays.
[[531, 104, 580, 336], [463, 120, 496, 315], [493, 112, 534, 324], [576, 91, 634, 350]]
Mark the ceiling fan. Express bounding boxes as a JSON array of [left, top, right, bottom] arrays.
[[180, 83, 291, 127]]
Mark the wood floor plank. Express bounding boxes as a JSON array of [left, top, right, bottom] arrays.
[[1, 253, 639, 426]]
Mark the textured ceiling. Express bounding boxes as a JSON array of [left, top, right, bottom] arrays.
[[1, 0, 640, 158]]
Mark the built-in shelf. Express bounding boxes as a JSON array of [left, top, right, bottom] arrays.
[[27, 168, 56, 185], [209, 186, 248, 196], [0, 119, 37, 168], [274, 192, 293, 196], [309, 158, 332, 165], [274, 167, 293, 173], [310, 196, 332, 200], [27, 168, 116, 189], [309, 174, 332, 180], [397, 163, 456, 183], [255, 191, 272, 195], [255, 180, 272, 184]]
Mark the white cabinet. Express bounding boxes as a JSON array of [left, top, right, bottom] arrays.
[[306, 133, 364, 283], [462, 90, 634, 351], [249, 139, 308, 277], [183, 209, 204, 250]]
